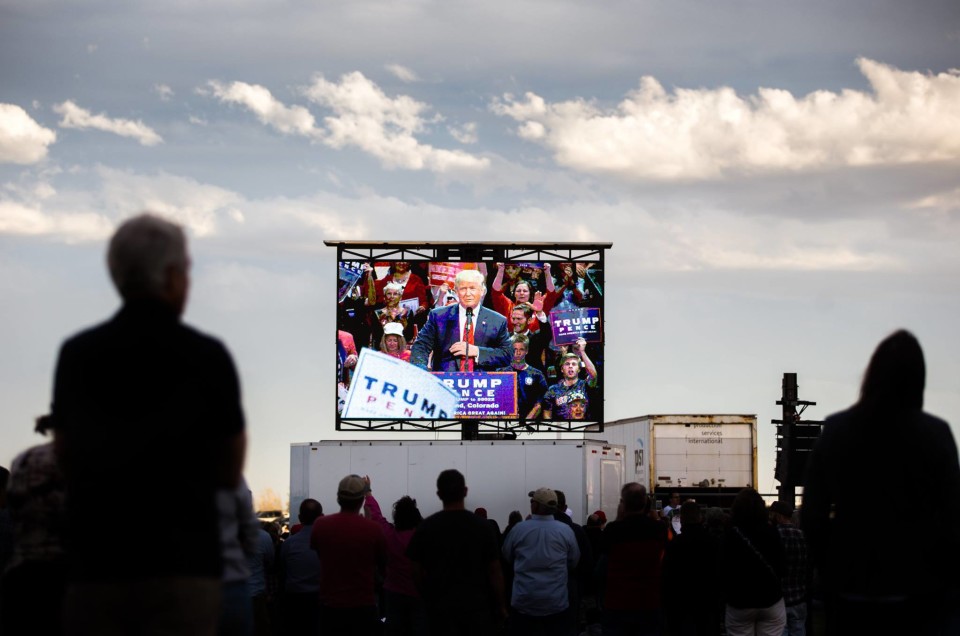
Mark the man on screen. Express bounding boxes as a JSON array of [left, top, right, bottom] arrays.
[[510, 302, 551, 371], [532, 338, 598, 420], [497, 333, 547, 420], [410, 269, 512, 372]]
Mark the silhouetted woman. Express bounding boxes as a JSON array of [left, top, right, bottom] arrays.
[[802, 330, 960, 635], [720, 487, 785, 636], [363, 478, 425, 636]]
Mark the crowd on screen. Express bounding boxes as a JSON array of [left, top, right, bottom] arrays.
[[336, 261, 604, 421]]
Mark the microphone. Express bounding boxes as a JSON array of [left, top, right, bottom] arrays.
[[465, 307, 474, 339]]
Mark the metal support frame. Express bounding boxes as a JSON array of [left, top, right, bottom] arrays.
[[328, 240, 611, 434], [326, 241, 610, 264], [774, 372, 824, 502]]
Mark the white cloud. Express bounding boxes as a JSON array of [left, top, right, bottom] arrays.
[[0, 167, 246, 242], [385, 63, 419, 83], [3, 163, 950, 275], [94, 167, 245, 237], [53, 101, 163, 146], [0, 200, 112, 241], [205, 72, 489, 173], [155, 84, 174, 101], [207, 81, 320, 137], [303, 71, 489, 172], [448, 122, 478, 144], [0, 104, 57, 164], [492, 58, 960, 181]]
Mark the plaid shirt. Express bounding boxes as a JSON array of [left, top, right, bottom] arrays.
[[6, 442, 67, 568], [777, 522, 808, 606]]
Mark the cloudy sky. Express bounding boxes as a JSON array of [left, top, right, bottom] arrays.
[[2, 0, 959, 509]]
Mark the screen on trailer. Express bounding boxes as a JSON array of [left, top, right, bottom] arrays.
[[336, 260, 603, 422]]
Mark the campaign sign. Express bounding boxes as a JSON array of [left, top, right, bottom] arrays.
[[428, 262, 465, 287], [433, 372, 518, 418], [343, 349, 460, 419], [550, 307, 602, 345], [338, 261, 365, 303]]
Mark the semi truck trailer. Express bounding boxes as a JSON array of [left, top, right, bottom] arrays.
[[290, 439, 626, 528], [601, 414, 758, 506]]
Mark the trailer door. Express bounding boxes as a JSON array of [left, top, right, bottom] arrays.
[[599, 457, 623, 522]]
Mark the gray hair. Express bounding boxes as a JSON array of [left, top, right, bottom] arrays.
[[107, 214, 188, 300], [454, 268, 485, 289]]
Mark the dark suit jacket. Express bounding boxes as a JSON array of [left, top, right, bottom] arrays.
[[410, 304, 512, 372]]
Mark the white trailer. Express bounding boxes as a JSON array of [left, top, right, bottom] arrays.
[[601, 414, 758, 496], [290, 439, 626, 529]]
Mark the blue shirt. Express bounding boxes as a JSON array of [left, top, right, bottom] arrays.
[[502, 514, 579, 616], [497, 364, 547, 418], [247, 529, 274, 597], [280, 524, 322, 594]]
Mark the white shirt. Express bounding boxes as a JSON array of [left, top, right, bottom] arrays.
[[458, 304, 479, 341]]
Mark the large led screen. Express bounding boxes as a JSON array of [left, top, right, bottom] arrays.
[[337, 260, 603, 422]]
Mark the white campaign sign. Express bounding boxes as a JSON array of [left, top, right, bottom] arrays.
[[342, 349, 461, 419]]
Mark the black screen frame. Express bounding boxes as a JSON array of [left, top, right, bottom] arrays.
[[329, 241, 611, 434]]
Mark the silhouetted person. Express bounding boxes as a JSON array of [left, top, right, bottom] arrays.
[[51, 213, 246, 635], [217, 478, 259, 635], [474, 507, 502, 545], [552, 489, 592, 634], [661, 501, 721, 636], [597, 483, 666, 636], [721, 488, 785, 636], [363, 478, 426, 636], [279, 498, 323, 634], [502, 510, 524, 544], [769, 501, 808, 636], [310, 475, 386, 636], [0, 416, 68, 636], [0, 466, 10, 575], [802, 330, 960, 635], [407, 469, 507, 635]]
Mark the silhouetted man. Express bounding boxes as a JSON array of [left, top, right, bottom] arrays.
[[51, 214, 246, 635], [407, 469, 507, 635], [598, 483, 667, 636], [280, 499, 323, 634], [310, 475, 386, 636]]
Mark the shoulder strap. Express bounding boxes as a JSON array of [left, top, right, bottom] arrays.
[[733, 526, 779, 581]]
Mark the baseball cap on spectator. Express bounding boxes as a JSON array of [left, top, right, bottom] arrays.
[[528, 487, 558, 511], [338, 474, 367, 501], [593, 510, 607, 523], [383, 322, 404, 337]]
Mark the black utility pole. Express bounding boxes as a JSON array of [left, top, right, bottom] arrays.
[[774, 373, 823, 504]]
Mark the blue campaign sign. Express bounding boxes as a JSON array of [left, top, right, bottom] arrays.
[[549, 307, 602, 345], [338, 261, 366, 302], [433, 372, 518, 418]]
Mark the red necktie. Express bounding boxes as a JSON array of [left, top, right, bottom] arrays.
[[462, 310, 474, 372]]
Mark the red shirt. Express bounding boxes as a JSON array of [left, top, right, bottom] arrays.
[[310, 511, 387, 607]]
